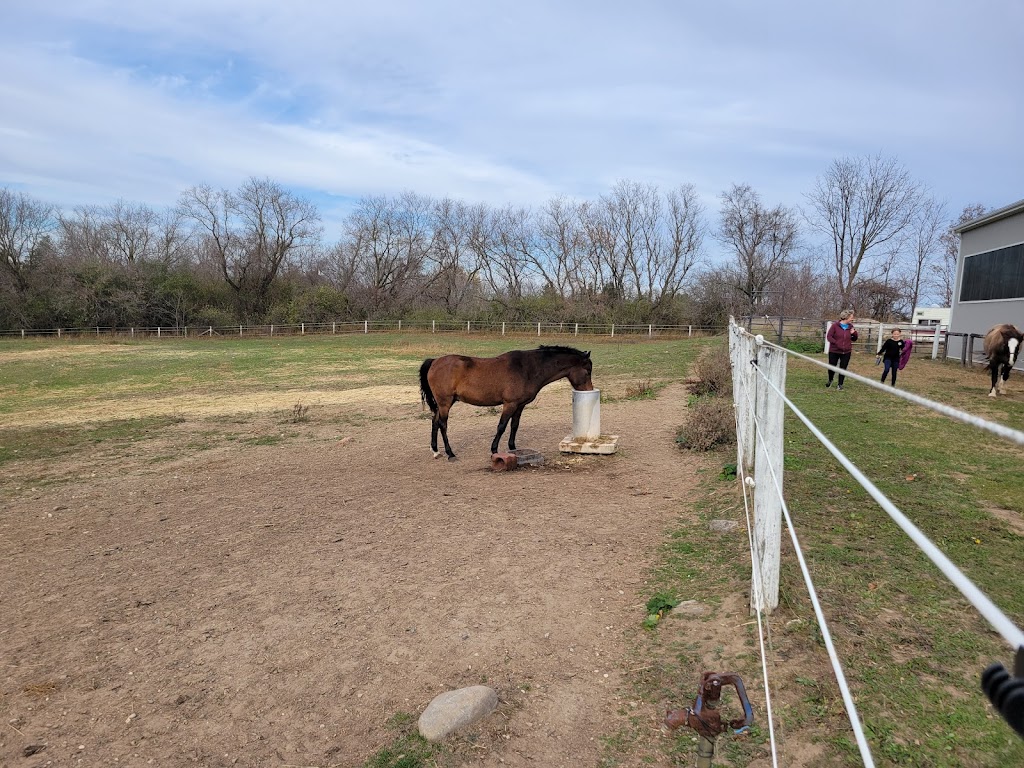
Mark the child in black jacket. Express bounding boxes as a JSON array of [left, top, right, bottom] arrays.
[[876, 329, 905, 386]]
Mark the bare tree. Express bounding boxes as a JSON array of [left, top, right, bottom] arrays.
[[656, 184, 707, 304], [717, 183, 799, 311], [580, 197, 622, 304], [346, 192, 431, 314], [0, 189, 56, 292], [934, 203, 988, 306], [532, 197, 604, 301], [804, 154, 923, 305], [58, 205, 113, 265], [900, 195, 947, 316], [775, 259, 835, 319], [471, 204, 535, 308], [178, 178, 322, 321], [104, 200, 161, 265], [423, 197, 485, 315]]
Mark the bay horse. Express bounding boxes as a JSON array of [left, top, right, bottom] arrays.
[[419, 345, 593, 460], [983, 323, 1024, 397]]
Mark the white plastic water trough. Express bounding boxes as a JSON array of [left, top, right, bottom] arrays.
[[559, 388, 619, 454]]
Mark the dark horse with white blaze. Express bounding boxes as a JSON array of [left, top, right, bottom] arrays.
[[419, 345, 594, 460], [983, 323, 1023, 397]]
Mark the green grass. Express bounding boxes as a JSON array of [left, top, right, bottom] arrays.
[[0, 333, 709, 408], [776, 357, 1024, 766], [619, 350, 1024, 767], [361, 712, 445, 768], [0, 415, 185, 464]]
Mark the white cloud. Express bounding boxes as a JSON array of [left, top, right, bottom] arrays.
[[1, 0, 1022, 228]]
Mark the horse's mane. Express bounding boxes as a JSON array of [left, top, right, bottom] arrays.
[[536, 345, 589, 358]]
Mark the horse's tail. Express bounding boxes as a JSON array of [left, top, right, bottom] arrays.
[[419, 358, 438, 414]]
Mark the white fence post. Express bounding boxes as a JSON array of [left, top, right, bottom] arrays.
[[932, 325, 942, 359], [537, 322, 541, 337], [574, 323, 578, 336], [364, 320, 368, 334], [432, 320, 436, 334], [752, 338, 786, 615], [730, 322, 756, 480]]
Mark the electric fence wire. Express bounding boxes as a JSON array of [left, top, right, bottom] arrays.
[[747, 336, 1024, 652], [742, 386, 877, 768], [761, 338, 1024, 447], [735, 419, 781, 768]]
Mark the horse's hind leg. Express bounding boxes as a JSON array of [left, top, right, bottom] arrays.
[[431, 417, 442, 458], [999, 364, 1010, 394], [436, 404, 457, 460], [990, 365, 1000, 397]]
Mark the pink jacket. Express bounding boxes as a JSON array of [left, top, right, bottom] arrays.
[[898, 338, 914, 370]]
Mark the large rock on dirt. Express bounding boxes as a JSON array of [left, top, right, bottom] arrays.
[[418, 685, 499, 741]]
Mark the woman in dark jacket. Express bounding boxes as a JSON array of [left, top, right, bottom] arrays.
[[825, 310, 858, 390]]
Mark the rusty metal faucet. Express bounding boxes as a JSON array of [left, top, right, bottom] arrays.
[[665, 672, 753, 767]]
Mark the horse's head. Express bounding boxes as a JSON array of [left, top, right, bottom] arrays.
[[568, 351, 594, 391], [1009, 335, 1021, 367]]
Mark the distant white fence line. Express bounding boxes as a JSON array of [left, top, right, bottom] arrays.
[[728, 318, 1024, 766], [0, 320, 723, 340]]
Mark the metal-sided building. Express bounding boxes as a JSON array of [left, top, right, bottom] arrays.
[[947, 198, 1024, 360]]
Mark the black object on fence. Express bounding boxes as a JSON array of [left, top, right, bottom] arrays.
[[981, 647, 1024, 740]]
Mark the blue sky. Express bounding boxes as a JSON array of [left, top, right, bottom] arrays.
[[1, 0, 1022, 241]]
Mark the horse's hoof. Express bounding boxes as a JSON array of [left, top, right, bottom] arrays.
[[446, 454, 458, 462], [432, 450, 442, 459], [989, 391, 997, 398]]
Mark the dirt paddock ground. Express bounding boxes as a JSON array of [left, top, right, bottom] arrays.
[[1, 381, 711, 767]]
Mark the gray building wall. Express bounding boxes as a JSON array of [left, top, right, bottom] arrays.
[[948, 201, 1024, 360]]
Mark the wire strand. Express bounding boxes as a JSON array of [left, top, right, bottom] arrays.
[[748, 359, 1024, 652], [759, 337, 1024, 447], [743, 383, 878, 767], [735, 421, 781, 768]]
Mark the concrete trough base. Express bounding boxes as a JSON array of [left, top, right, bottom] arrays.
[[559, 434, 620, 454], [510, 448, 545, 467]]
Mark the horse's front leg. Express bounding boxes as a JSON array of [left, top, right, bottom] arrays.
[[999, 364, 1011, 394], [490, 403, 517, 454], [507, 403, 528, 451], [990, 365, 1001, 397]]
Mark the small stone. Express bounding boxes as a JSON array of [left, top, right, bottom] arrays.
[[418, 685, 498, 741], [674, 600, 706, 616], [709, 519, 739, 532]]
